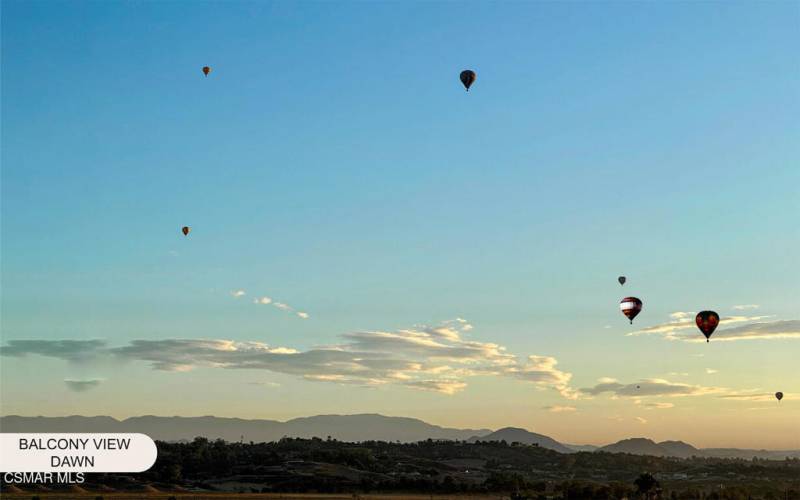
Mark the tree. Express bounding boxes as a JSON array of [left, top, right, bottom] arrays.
[[634, 473, 660, 498]]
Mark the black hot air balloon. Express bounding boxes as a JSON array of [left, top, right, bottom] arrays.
[[695, 311, 719, 342], [460, 70, 476, 91], [182, 226, 190, 236], [775, 392, 783, 401], [202, 66, 211, 76], [618, 276, 626, 286], [620, 297, 643, 324]]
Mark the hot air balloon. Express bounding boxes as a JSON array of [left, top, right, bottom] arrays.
[[618, 276, 626, 286], [695, 311, 719, 342], [776, 392, 783, 401], [182, 226, 190, 236], [202, 66, 211, 76], [459, 70, 476, 91], [620, 297, 642, 324]]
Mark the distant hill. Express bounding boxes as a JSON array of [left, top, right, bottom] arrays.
[[0, 414, 490, 443], [565, 443, 599, 452], [596, 438, 800, 460], [658, 440, 700, 458], [701, 448, 800, 460], [598, 438, 668, 457], [470, 427, 573, 454], [2, 414, 798, 459]]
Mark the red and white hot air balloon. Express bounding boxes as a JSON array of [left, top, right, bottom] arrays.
[[620, 297, 643, 324]]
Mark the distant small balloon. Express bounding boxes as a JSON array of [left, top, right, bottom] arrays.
[[775, 392, 783, 401], [618, 276, 626, 286], [202, 66, 211, 76], [182, 226, 190, 236], [620, 297, 643, 324], [695, 311, 719, 342], [460, 70, 476, 91]]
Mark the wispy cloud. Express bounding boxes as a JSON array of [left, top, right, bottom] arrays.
[[718, 390, 782, 402], [0, 340, 107, 362], [543, 405, 577, 413], [64, 379, 103, 392], [706, 368, 718, 374], [248, 381, 281, 388], [635, 417, 647, 424], [1, 320, 574, 396], [579, 377, 723, 398], [642, 402, 674, 409], [405, 380, 467, 395], [732, 304, 760, 311], [628, 314, 798, 342], [231, 290, 246, 298], [252, 295, 309, 319]]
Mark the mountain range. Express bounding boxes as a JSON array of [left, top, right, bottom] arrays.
[[2, 413, 798, 459]]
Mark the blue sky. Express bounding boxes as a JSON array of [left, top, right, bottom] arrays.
[[2, 1, 798, 448]]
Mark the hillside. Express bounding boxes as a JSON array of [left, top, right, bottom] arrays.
[[471, 426, 573, 454], [598, 438, 669, 456], [0, 414, 490, 443]]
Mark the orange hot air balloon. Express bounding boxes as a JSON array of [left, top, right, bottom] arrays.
[[775, 392, 783, 401], [182, 226, 190, 236], [460, 70, 476, 91], [695, 311, 719, 342], [202, 66, 211, 76], [620, 297, 642, 324]]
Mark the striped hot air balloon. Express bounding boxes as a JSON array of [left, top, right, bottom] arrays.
[[620, 297, 643, 324]]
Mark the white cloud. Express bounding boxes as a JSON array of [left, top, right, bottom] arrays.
[[253, 295, 310, 319], [507, 355, 575, 399], [2, 320, 575, 397], [543, 405, 577, 413], [732, 304, 760, 311], [231, 290, 246, 298], [642, 402, 674, 409], [628, 315, 798, 343], [405, 380, 467, 395], [718, 390, 782, 402], [580, 377, 724, 398], [706, 368, 718, 374]]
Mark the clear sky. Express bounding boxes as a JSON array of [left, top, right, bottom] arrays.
[[1, 1, 798, 449]]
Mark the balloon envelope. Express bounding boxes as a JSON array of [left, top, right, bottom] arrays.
[[182, 226, 190, 236], [695, 311, 719, 342], [202, 66, 211, 76], [460, 70, 476, 91], [620, 297, 643, 324], [618, 276, 626, 285], [776, 392, 783, 401]]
